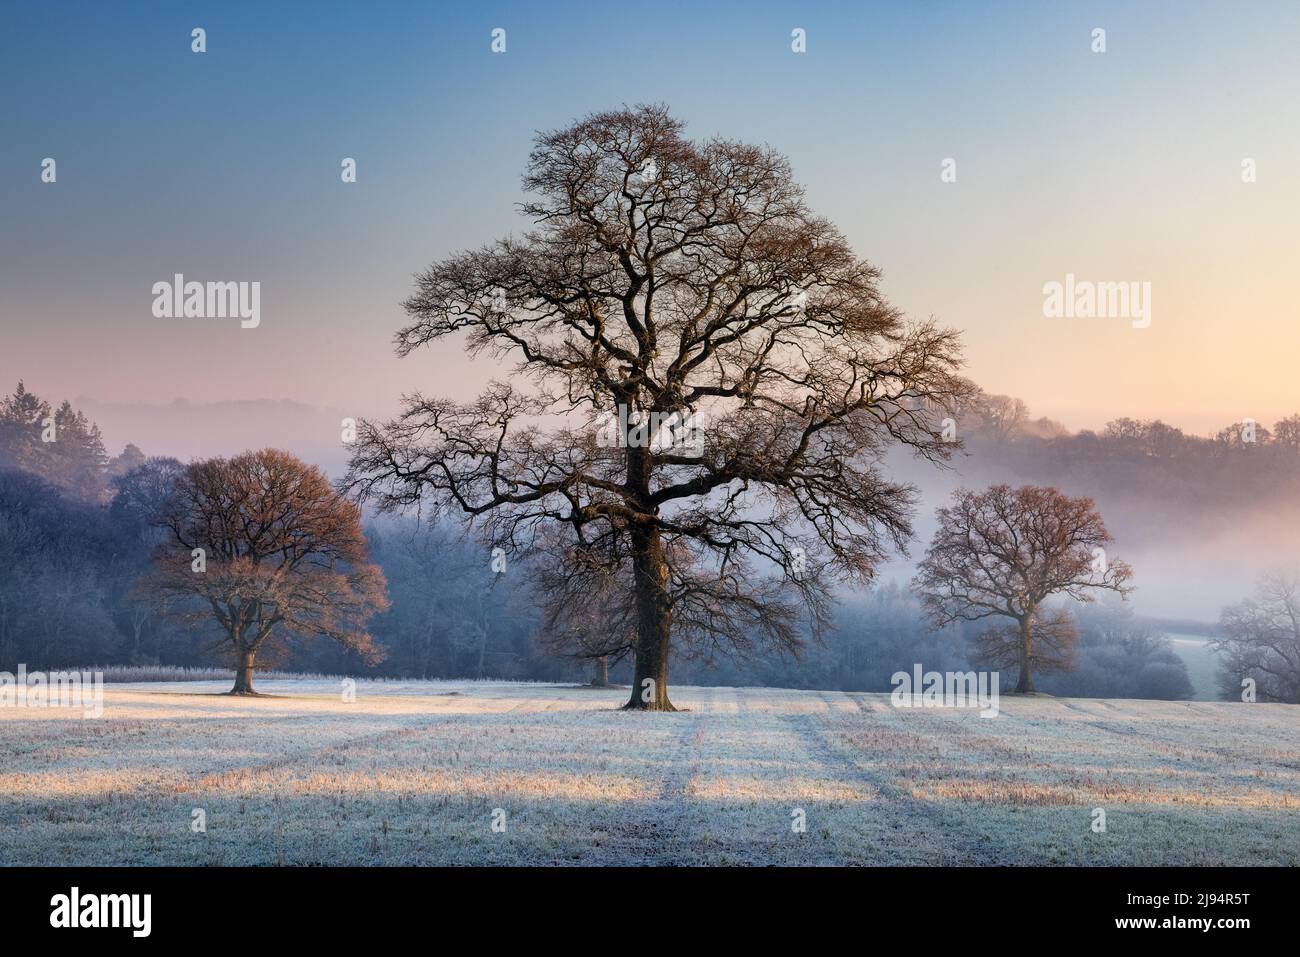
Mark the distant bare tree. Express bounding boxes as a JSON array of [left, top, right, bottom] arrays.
[[110, 456, 186, 539], [530, 537, 636, 687], [971, 393, 1029, 441], [1103, 417, 1146, 443], [1215, 421, 1271, 450], [1100, 418, 1187, 459], [344, 104, 971, 709], [146, 449, 388, 694], [1272, 414, 1300, 451], [1215, 574, 1300, 703], [913, 484, 1132, 692]]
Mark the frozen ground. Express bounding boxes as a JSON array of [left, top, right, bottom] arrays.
[[1, 680, 1296, 865]]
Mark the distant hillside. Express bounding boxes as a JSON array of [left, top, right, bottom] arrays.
[[74, 396, 363, 475]]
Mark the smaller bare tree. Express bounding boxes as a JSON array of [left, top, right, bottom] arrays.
[[144, 449, 388, 694], [968, 392, 1029, 441], [530, 540, 636, 687], [1215, 574, 1300, 703], [1272, 414, 1300, 451], [913, 484, 1132, 693]]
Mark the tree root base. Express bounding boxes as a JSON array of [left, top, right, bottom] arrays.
[[620, 701, 681, 712]]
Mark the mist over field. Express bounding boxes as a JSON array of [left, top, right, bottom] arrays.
[[6, 379, 1297, 709], [59, 389, 1300, 622], [884, 429, 1300, 622]]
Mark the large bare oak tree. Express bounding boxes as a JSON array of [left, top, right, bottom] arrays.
[[344, 105, 969, 709], [147, 449, 388, 694], [913, 484, 1132, 693]]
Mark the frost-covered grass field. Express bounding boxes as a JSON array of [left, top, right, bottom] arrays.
[[2, 680, 1296, 866]]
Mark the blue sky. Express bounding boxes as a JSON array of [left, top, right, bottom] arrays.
[[3, 0, 1298, 436]]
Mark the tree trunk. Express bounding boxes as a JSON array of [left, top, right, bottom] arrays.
[[230, 646, 257, 695], [591, 656, 610, 687], [625, 523, 676, 711], [1015, 616, 1034, 693]]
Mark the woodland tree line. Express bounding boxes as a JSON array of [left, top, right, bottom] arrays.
[[959, 394, 1300, 513], [4, 379, 1295, 701]]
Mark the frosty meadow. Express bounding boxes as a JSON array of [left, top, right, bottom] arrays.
[[1, 678, 1294, 867]]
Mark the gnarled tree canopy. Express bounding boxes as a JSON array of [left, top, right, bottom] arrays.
[[148, 449, 387, 694], [914, 484, 1132, 692], [345, 104, 971, 709]]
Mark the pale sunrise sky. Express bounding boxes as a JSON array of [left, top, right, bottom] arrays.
[[3, 0, 1298, 441]]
